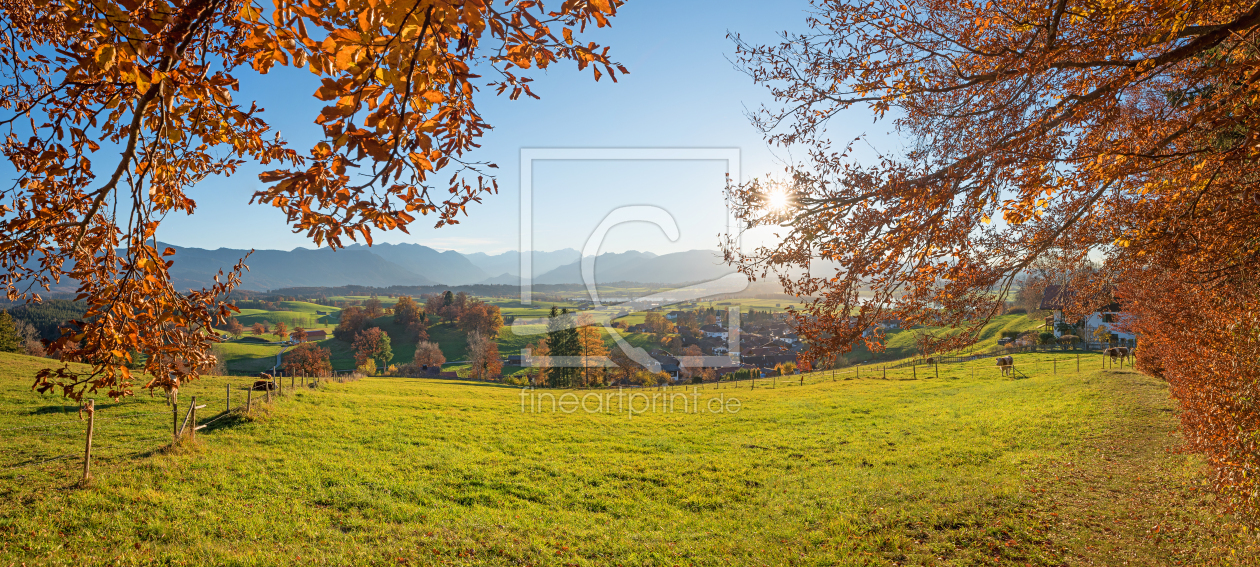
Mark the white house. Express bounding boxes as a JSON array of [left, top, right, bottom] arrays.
[[1040, 285, 1136, 345], [700, 324, 727, 339]]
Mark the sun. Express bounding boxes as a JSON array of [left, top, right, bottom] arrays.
[[767, 189, 789, 212]]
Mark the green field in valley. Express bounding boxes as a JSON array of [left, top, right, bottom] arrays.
[[1, 350, 1254, 565]]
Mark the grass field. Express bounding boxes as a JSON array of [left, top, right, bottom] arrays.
[[1, 350, 1254, 566], [234, 301, 342, 331], [846, 313, 1049, 364]]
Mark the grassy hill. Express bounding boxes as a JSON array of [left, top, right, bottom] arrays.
[[848, 313, 1048, 363], [0, 350, 1250, 565], [233, 300, 341, 330]]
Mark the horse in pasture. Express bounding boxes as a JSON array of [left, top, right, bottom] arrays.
[[996, 355, 1014, 376]]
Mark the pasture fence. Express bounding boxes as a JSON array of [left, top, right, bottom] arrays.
[[1, 371, 363, 483], [542, 350, 1130, 393]]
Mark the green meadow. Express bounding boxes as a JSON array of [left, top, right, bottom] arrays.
[[1, 350, 1252, 566]]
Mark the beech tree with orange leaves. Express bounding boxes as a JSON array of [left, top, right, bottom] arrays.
[[728, 0, 1260, 510], [0, 0, 625, 401]]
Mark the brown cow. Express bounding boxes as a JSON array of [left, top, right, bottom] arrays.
[[996, 355, 1014, 376], [251, 373, 277, 391], [1105, 347, 1131, 366]]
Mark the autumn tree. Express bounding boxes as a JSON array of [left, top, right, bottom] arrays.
[[393, 296, 421, 328], [413, 341, 446, 369], [333, 306, 369, 342], [3, 0, 625, 401], [364, 297, 385, 319], [458, 299, 504, 338], [352, 328, 393, 367], [424, 294, 445, 323], [466, 331, 502, 380], [252, 323, 266, 337], [283, 343, 333, 377], [292, 327, 308, 343], [576, 313, 607, 387], [527, 339, 550, 387], [225, 318, 245, 338], [727, 0, 1260, 509], [274, 322, 289, 341], [607, 346, 642, 386], [644, 312, 672, 335], [678, 345, 704, 381]]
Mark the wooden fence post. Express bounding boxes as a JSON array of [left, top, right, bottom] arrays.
[[935, 362, 939, 380], [82, 399, 95, 482], [883, 366, 886, 380], [190, 397, 197, 440], [1077, 354, 1080, 373], [913, 366, 917, 380], [226, 385, 231, 413], [172, 402, 178, 444], [1054, 359, 1057, 375]]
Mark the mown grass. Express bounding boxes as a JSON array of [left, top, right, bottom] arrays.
[[1, 350, 1254, 566]]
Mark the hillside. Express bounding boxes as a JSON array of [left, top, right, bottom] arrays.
[[0, 350, 1249, 565], [531, 250, 738, 285], [163, 244, 436, 290], [345, 243, 489, 286]]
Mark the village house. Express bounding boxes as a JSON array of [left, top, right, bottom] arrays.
[[700, 324, 727, 339], [1040, 285, 1136, 346]]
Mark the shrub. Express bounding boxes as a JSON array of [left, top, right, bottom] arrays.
[[632, 370, 658, 387], [1000, 330, 1021, 340], [691, 374, 704, 384], [357, 357, 377, 377], [1037, 332, 1056, 345], [1007, 307, 1027, 315]]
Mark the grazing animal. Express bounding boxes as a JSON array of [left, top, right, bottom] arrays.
[[996, 355, 1014, 376], [1106, 347, 1132, 366], [252, 373, 276, 391]]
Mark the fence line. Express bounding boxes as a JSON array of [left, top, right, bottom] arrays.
[[2, 371, 363, 481]]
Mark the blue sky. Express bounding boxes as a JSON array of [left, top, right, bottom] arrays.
[[164, 0, 877, 255]]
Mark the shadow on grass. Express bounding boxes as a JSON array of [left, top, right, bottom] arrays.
[[26, 400, 152, 416]]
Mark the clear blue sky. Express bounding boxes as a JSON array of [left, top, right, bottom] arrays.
[[162, 0, 880, 255]]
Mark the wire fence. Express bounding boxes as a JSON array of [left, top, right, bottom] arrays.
[[0, 372, 359, 482], [533, 349, 1134, 393]]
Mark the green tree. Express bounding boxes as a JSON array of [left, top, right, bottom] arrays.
[[0, 311, 22, 353], [546, 306, 579, 387]]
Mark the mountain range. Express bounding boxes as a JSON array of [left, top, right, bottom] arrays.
[[153, 243, 740, 291]]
